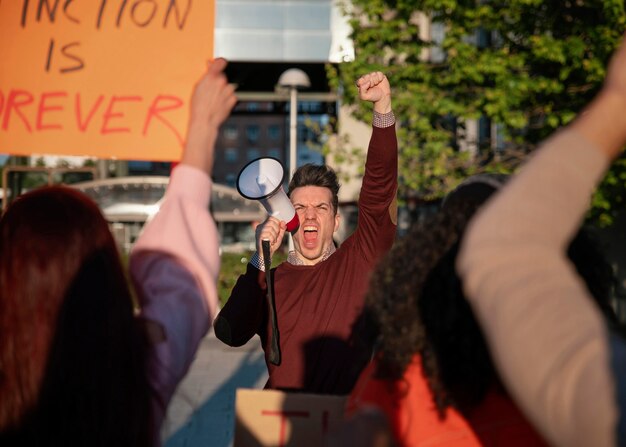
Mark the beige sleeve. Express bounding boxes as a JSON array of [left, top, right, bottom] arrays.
[[457, 130, 618, 447]]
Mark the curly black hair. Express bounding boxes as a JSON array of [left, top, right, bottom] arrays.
[[360, 189, 622, 418]]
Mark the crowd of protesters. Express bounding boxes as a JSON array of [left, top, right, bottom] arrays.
[[2, 29, 626, 447]]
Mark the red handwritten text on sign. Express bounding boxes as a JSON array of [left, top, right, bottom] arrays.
[[0, 0, 214, 160]]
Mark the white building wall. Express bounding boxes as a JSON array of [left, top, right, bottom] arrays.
[[215, 0, 352, 62]]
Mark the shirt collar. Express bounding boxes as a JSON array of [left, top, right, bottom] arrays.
[[287, 244, 336, 266]]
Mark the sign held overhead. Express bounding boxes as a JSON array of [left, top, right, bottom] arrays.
[[0, 0, 215, 161]]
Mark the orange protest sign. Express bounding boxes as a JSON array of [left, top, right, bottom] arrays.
[[0, 0, 214, 161]]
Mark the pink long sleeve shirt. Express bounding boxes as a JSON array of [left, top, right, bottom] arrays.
[[130, 164, 220, 445]]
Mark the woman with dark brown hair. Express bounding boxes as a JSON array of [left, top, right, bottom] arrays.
[[344, 174, 623, 447], [0, 186, 154, 446], [0, 58, 236, 446]]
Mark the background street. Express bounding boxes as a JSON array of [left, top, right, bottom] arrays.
[[162, 331, 268, 447]]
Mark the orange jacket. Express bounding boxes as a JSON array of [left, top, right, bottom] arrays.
[[346, 355, 548, 447]]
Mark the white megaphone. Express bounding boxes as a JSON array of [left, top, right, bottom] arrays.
[[236, 157, 300, 232]]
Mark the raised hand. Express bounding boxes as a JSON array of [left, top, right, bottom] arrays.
[[356, 71, 392, 114], [255, 216, 287, 259], [189, 58, 237, 129], [182, 58, 237, 174], [603, 34, 626, 103], [571, 33, 626, 160]]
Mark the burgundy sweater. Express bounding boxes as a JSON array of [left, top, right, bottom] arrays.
[[215, 125, 397, 395]]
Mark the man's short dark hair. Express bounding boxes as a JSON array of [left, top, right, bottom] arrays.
[[288, 164, 340, 213]]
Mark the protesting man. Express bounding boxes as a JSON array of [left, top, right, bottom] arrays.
[[214, 71, 398, 395]]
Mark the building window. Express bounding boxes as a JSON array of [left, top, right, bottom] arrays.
[[225, 148, 238, 163], [247, 148, 261, 161], [223, 124, 238, 139], [246, 125, 260, 142], [268, 125, 281, 140], [268, 148, 281, 159], [298, 124, 317, 143], [225, 173, 237, 188], [300, 102, 322, 113]]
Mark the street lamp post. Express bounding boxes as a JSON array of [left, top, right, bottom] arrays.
[[278, 68, 310, 251], [278, 68, 311, 181], [288, 86, 298, 181]]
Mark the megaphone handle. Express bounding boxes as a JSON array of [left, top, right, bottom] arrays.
[[262, 240, 281, 365]]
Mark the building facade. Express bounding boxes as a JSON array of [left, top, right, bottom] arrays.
[[212, 0, 347, 192]]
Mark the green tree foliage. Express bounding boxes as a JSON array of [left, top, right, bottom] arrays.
[[332, 0, 625, 223]]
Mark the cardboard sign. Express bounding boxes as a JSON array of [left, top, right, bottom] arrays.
[[234, 388, 347, 447], [0, 0, 214, 161]]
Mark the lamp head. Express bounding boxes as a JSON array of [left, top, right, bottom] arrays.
[[277, 68, 311, 89]]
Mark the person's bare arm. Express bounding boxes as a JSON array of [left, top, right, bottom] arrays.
[[571, 37, 626, 160]]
